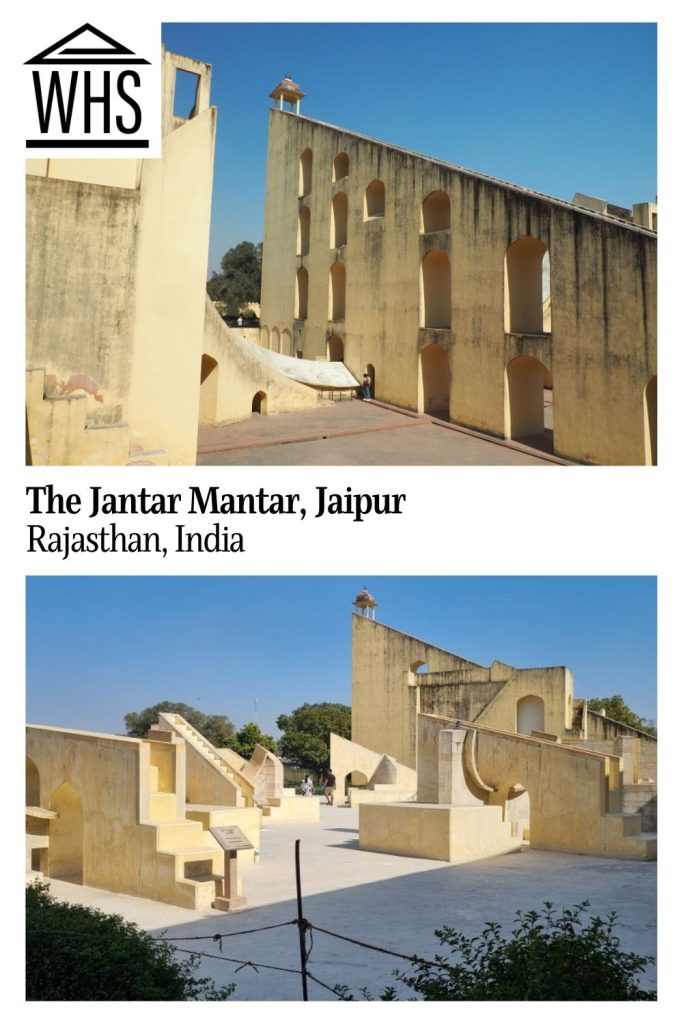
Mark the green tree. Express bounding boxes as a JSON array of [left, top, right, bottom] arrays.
[[336, 902, 655, 1001], [586, 696, 656, 735], [226, 721, 279, 760], [276, 702, 351, 775], [207, 241, 262, 314], [27, 882, 234, 1000], [124, 702, 235, 748]]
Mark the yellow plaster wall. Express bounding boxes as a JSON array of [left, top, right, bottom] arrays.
[[261, 110, 656, 464], [351, 615, 481, 768], [25, 49, 216, 466], [25, 726, 225, 907]]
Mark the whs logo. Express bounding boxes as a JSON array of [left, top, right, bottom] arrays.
[[24, 23, 159, 156]]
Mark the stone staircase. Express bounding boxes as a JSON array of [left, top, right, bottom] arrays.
[[603, 811, 657, 860], [153, 713, 253, 806], [144, 758, 222, 910]]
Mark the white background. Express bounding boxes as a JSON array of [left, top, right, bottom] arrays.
[[5, 0, 681, 1018]]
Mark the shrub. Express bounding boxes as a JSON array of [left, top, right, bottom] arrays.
[[336, 901, 656, 1001], [26, 882, 234, 1001]]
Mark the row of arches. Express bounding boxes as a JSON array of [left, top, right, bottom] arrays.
[[295, 263, 346, 321], [299, 148, 349, 195], [259, 326, 294, 356], [294, 236, 551, 333], [298, 185, 454, 257], [296, 184, 380, 257], [27, 759, 84, 881], [299, 147, 451, 233]]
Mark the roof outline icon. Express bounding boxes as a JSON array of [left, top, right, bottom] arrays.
[[25, 23, 151, 65]]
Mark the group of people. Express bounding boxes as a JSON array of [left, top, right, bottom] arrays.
[[300, 769, 337, 805]]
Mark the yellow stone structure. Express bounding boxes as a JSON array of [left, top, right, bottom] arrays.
[[333, 612, 656, 862], [26, 712, 317, 909], [260, 103, 657, 465]]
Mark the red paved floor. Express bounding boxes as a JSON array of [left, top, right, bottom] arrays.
[[197, 399, 567, 467]]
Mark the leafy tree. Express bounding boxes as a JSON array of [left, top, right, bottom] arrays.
[[26, 882, 234, 1000], [276, 702, 351, 775], [226, 721, 279, 760], [124, 702, 235, 748], [207, 241, 262, 314], [587, 696, 656, 735], [336, 902, 655, 1001]]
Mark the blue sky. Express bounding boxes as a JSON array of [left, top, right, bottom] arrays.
[[160, 22, 657, 272], [26, 577, 656, 736]]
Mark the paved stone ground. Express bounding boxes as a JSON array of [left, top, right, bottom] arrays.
[[43, 804, 656, 1001], [197, 400, 565, 467]]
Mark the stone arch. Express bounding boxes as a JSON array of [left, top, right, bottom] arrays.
[[504, 236, 549, 334], [327, 335, 344, 362], [49, 783, 83, 882], [329, 261, 346, 321], [505, 355, 554, 449], [330, 192, 348, 248], [198, 354, 218, 425], [299, 148, 312, 197], [297, 206, 310, 256], [295, 267, 308, 319], [26, 756, 40, 805], [252, 391, 267, 415], [364, 179, 385, 219], [345, 770, 370, 796], [420, 249, 451, 329], [282, 329, 292, 357], [422, 190, 450, 233], [260, 326, 269, 347], [333, 152, 349, 181], [271, 326, 280, 353], [517, 695, 545, 735], [418, 344, 450, 419], [410, 659, 429, 676], [644, 376, 657, 466]]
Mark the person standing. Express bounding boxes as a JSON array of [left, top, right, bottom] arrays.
[[362, 373, 372, 400], [323, 769, 336, 805]]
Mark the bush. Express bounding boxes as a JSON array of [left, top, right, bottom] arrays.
[[336, 901, 656, 1001], [26, 882, 235, 1001]]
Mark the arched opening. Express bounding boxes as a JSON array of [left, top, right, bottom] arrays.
[[252, 391, 267, 415], [364, 179, 385, 220], [329, 262, 346, 321], [505, 356, 554, 451], [644, 376, 657, 466], [299, 148, 312, 197], [26, 757, 40, 805], [198, 354, 218, 425], [506, 783, 531, 842], [282, 329, 292, 357], [517, 695, 545, 735], [418, 344, 450, 419], [260, 326, 269, 348], [327, 335, 344, 362], [333, 152, 349, 181], [49, 783, 83, 883], [330, 192, 348, 248], [297, 206, 310, 256], [422, 190, 450, 233], [271, 327, 280, 353], [295, 267, 308, 319], [366, 364, 375, 398], [345, 770, 370, 799], [410, 659, 429, 675], [504, 236, 549, 334], [420, 249, 451, 329]]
